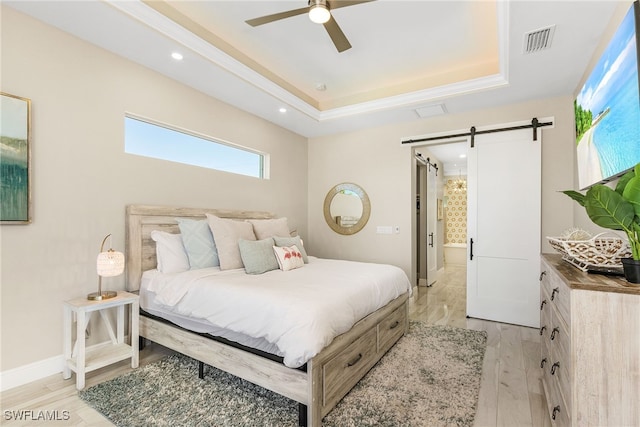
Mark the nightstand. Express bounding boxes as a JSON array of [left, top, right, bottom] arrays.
[[63, 291, 139, 390]]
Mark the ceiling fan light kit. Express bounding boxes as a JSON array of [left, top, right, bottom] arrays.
[[245, 0, 375, 53], [309, 0, 331, 24]]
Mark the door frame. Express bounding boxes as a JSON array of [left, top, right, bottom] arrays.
[[410, 142, 462, 287]]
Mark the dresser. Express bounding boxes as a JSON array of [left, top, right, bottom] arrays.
[[539, 254, 640, 426]]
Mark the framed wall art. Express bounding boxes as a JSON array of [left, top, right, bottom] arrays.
[[1, 92, 32, 224]]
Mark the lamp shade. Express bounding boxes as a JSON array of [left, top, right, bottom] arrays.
[[96, 249, 125, 277], [309, 1, 330, 24]]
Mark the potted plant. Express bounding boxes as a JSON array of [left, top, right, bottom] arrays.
[[562, 162, 640, 283]]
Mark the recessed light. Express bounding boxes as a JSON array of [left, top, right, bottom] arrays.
[[459, 154, 467, 158], [171, 52, 183, 61], [279, 107, 287, 113]]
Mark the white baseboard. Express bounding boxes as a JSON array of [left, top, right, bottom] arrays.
[[1, 336, 132, 392], [1, 354, 64, 392]]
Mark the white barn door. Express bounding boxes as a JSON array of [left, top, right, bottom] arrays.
[[467, 128, 541, 328], [426, 164, 438, 285]]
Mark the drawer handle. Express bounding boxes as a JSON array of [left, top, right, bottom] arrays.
[[347, 353, 363, 367], [550, 327, 560, 340], [539, 271, 546, 281], [551, 362, 560, 375], [389, 320, 400, 329], [540, 358, 547, 368], [552, 405, 561, 420], [540, 300, 547, 310], [551, 287, 559, 301], [539, 326, 546, 336]]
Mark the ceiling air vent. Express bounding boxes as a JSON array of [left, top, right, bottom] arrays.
[[523, 25, 556, 54], [415, 103, 447, 119]]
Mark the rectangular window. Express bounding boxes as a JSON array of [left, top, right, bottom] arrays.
[[124, 116, 266, 178]]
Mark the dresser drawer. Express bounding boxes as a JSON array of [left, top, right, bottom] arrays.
[[547, 269, 571, 328], [323, 327, 377, 408], [549, 341, 571, 408], [377, 304, 406, 354], [542, 373, 571, 427], [540, 286, 552, 340]]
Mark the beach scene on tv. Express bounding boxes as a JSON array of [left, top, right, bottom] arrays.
[[575, 4, 640, 189]]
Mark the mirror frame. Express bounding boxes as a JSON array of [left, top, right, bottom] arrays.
[[323, 182, 371, 235]]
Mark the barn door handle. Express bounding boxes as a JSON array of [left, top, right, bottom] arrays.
[[428, 232, 434, 247], [469, 238, 474, 260]]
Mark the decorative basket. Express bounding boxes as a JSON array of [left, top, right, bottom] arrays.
[[546, 233, 631, 271]]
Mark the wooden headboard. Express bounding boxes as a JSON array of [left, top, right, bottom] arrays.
[[125, 205, 275, 291]]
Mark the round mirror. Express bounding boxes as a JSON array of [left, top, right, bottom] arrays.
[[323, 183, 371, 235]]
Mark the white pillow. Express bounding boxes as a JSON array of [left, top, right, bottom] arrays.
[[247, 217, 291, 240], [150, 230, 190, 274], [273, 245, 305, 271], [273, 235, 308, 263], [206, 214, 256, 270]]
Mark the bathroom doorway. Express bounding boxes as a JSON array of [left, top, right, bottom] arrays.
[[413, 142, 468, 287]]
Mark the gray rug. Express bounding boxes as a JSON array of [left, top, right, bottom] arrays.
[[79, 323, 487, 427]]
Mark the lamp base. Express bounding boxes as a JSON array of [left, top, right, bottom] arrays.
[[87, 290, 117, 301]]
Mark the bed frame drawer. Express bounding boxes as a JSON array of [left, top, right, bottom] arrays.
[[378, 303, 406, 353], [322, 328, 377, 409]]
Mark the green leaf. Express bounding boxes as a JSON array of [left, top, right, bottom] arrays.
[[561, 190, 586, 206], [615, 170, 635, 194], [584, 185, 634, 231], [622, 176, 640, 218]]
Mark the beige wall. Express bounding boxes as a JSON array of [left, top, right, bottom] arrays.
[[0, 2, 607, 382], [307, 97, 577, 283], [0, 7, 308, 372]]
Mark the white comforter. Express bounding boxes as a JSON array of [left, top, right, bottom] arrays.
[[145, 257, 411, 367]]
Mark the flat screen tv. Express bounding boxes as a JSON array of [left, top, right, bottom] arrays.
[[575, 0, 640, 189]]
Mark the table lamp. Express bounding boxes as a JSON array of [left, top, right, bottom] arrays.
[[89, 233, 124, 300]]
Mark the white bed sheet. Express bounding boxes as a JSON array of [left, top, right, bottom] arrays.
[[140, 275, 284, 357], [141, 256, 411, 368]]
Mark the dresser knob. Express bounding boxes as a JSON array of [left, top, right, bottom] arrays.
[[540, 300, 547, 310], [539, 326, 546, 336], [540, 358, 547, 368], [551, 362, 560, 375], [551, 327, 560, 340], [551, 287, 559, 300], [539, 271, 547, 281], [552, 405, 561, 420]]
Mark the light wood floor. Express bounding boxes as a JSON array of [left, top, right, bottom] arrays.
[[1, 263, 550, 426], [409, 264, 550, 427]]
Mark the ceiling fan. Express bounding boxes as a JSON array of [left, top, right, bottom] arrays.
[[245, 0, 375, 53]]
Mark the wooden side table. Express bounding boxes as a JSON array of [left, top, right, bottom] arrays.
[[63, 291, 139, 390]]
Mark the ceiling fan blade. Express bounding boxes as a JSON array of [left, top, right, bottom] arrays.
[[323, 16, 352, 52], [245, 7, 309, 27], [327, 0, 376, 11]]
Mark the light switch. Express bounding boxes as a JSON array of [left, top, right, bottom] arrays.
[[376, 226, 393, 234]]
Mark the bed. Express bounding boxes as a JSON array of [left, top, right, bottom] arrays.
[[125, 204, 411, 426]]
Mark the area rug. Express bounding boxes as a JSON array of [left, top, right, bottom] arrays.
[[79, 322, 487, 427]]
